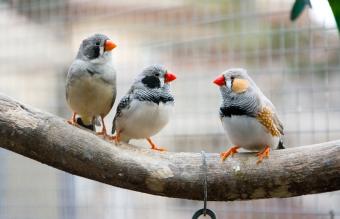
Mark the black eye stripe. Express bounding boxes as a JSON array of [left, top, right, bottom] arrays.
[[84, 46, 100, 59], [92, 46, 100, 58], [141, 75, 161, 89]]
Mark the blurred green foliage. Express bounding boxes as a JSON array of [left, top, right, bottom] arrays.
[[290, 0, 311, 21], [329, 0, 340, 32], [290, 0, 340, 33]]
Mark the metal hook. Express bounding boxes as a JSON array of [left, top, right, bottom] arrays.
[[192, 151, 216, 219]]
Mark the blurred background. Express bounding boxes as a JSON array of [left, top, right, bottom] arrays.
[[0, 0, 339, 218]]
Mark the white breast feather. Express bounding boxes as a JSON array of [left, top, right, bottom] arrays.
[[222, 115, 279, 151], [117, 100, 173, 140], [67, 75, 114, 118]]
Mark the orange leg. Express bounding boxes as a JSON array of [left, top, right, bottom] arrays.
[[257, 146, 270, 164], [147, 138, 166, 151], [96, 116, 109, 139], [67, 112, 77, 125], [109, 130, 121, 144], [220, 146, 240, 161]]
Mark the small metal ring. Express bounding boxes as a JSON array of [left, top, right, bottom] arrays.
[[192, 208, 216, 219]]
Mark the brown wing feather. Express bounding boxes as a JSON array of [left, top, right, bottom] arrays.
[[256, 106, 283, 137], [272, 112, 284, 135]]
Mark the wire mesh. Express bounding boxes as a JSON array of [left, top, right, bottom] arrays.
[[0, 0, 339, 218]]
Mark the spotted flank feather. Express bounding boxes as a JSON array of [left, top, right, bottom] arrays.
[[256, 106, 283, 137]]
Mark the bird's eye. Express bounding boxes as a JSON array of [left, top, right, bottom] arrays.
[[154, 73, 160, 77], [230, 76, 235, 80], [95, 41, 100, 46]]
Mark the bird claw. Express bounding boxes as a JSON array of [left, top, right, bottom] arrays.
[[108, 134, 120, 145], [96, 131, 110, 140], [151, 146, 166, 152], [67, 120, 80, 127], [67, 113, 77, 126], [220, 146, 240, 161], [256, 146, 270, 164], [146, 138, 166, 152], [67, 120, 76, 125], [108, 135, 116, 141]]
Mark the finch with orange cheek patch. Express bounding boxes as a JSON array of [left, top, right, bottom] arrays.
[[213, 68, 284, 164]]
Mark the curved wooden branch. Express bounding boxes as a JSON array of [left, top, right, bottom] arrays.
[[0, 93, 339, 201]]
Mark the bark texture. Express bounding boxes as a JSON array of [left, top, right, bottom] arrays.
[[0, 93, 339, 201]]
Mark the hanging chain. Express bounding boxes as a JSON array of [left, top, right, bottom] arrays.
[[192, 151, 216, 219]]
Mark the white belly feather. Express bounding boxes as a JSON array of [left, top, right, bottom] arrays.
[[222, 115, 279, 151], [116, 100, 173, 140], [67, 75, 114, 118]]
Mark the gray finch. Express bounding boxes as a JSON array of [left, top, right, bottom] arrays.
[[66, 33, 117, 137]]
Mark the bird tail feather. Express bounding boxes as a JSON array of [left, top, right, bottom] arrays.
[[76, 117, 95, 131], [277, 139, 285, 150]]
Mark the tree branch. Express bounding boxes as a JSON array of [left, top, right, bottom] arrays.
[[0, 93, 339, 201]]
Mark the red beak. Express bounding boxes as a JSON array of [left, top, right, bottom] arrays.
[[213, 75, 225, 86], [165, 72, 176, 83], [104, 40, 117, 51]]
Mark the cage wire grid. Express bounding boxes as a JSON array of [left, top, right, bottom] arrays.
[[0, 0, 339, 219]]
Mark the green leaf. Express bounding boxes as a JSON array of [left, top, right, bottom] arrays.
[[290, 0, 312, 21], [328, 0, 340, 32]]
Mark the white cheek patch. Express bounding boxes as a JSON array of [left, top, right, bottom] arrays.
[[160, 78, 165, 88], [100, 46, 104, 56], [90, 46, 110, 64], [226, 79, 232, 89]]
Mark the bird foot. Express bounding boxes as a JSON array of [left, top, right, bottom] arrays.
[[108, 135, 120, 145], [146, 138, 166, 152], [67, 120, 76, 125], [96, 131, 110, 140], [67, 113, 77, 126], [256, 146, 270, 164], [67, 120, 80, 127], [108, 135, 116, 141], [220, 146, 240, 161], [151, 146, 166, 152]]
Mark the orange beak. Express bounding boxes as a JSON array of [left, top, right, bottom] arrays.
[[104, 40, 117, 51], [213, 75, 225, 86], [164, 72, 177, 83]]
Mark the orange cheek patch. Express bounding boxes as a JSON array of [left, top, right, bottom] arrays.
[[232, 78, 249, 93]]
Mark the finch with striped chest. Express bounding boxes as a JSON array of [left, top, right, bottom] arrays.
[[111, 65, 176, 151]]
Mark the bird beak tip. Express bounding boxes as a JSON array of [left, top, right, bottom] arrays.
[[165, 72, 176, 83], [213, 75, 225, 86], [104, 40, 117, 51]]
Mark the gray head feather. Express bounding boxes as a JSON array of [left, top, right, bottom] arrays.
[[76, 34, 110, 61], [219, 68, 261, 117]]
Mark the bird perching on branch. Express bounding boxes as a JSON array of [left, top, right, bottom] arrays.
[[111, 65, 177, 151], [66, 33, 117, 138], [213, 68, 284, 164], [0, 94, 339, 201]]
